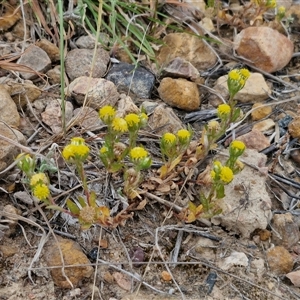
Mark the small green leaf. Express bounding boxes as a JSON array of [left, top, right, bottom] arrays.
[[46, 205, 65, 212], [66, 199, 80, 215], [89, 191, 97, 207], [78, 196, 87, 208]]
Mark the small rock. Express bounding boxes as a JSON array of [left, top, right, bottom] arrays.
[[161, 57, 200, 81], [157, 32, 217, 71], [65, 48, 110, 81], [0, 240, 19, 258], [17, 45, 51, 80], [5, 80, 41, 109], [106, 62, 155, 98], [68, 76, 119, 110], [213, 73, 271, 103], [0, 127, 25, 171], [212, 149, 272, 238], [236, 129, 270, 151], [112, 272, 131, 291], [234, 27, 294, 73], [2, 205, 20, 237], [73, 107, 103, 131], [251, 102, 272, 120], [140, 100, 159, 115], [199, 17, 215, 32], [75, 34, 110, 49], [250, 258, 266, 278], [218, 251, 248, 271], [44, 236, 93, 288], [158, 77, 200, 111], [258, 229, 272, 241], [267, 246, 294, 275], [252, 119, 275, 132], [161, 271, 172, 281], [271, 213, 300, 249], [286, 270, 300, 287], [47, 65, 61, 85], [41, 99, 73, 134], [148, 104, 185, 135], [290, 149, 300, 166], [35, 39, 60, 62], [0, 84, 20, 127], [288, 116, 300, 138], [116, 95, 140, 118]]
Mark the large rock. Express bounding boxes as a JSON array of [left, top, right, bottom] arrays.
[[158, 77, 200, 111], [147, 104, 185, 135], [0, 84, 20, 127], [106, 63, 155, 99], [212, 149, 272, 238], [65, 48, 110, 81], [67, 76, 119, 110], [213, 72, 271, 103], [44, 236, 93, 288], [156, 32, 217, 71], [234, 27, 293, 73], [17, 45, 51, 80]]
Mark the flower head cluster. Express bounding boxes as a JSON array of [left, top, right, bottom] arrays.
[[227, 68, 251, 98], [99, 105, 116, 124], [62, 137, 90, 162], [29, 172, 50, 201], [277, 6, 285, 20], [217, 104, 231, 118], [160, 128, 193, 161], [129, 146, 152, 170], [112, 117, 128, 133], [210, 161, 234, 184]]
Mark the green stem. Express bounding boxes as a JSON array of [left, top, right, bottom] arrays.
[[76, 161, 90, 206]]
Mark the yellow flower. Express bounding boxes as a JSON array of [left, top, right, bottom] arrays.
[[177, 129, 191, 140], [112, 117, 128, 133], [220, 166, 234, 183], [230, 140, 246, 151], [30, 173, 48, 187], [33, 184, 50, 200], [266, 0, 276, 8], [99, 105, 116, 123], [100, 146, 108, 154], [207, 120, 220, 130], [239, 78, 245, 87], [62, 143, 90, 161], [240, 68, 250, 79], [129, 147, 148, 160], [162, 132, 176, 144], [278, 6, 285, 14], [70, 137, 85, 145], [125, 113, 140, 128], [228, 69, 240, 81], [217, 104, 231, 116]]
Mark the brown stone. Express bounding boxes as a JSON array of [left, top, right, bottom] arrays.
[[286, 270, 300, 287], [288, 116, 300, 138], [161, 271, 172, 281], [17, 45, 52, 80], [251, 102, 272, 120], [267, 246, 294, 275], [271, 213, 300, 249], [44, 236, 93, 288], [147, 104, 185, 135], [252, 119, 275, 132], [157, 77, 200, 111], [237, 129, 270, 151], [156, 32, 217, 71], [234, 27, 294, 73], [36, 39, 60, 62]]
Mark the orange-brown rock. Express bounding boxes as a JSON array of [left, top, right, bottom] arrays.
[[251, 102, 272, 121], [288, 116, 300, 138], [156, 32, 217, 71], [157, 77, 200, 111], [267, 246, 294, 275], [44, 236, 93, 288], [234, 27, 293, 73], [236, 129, 270, 151], [271, 213, 300, 249]]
